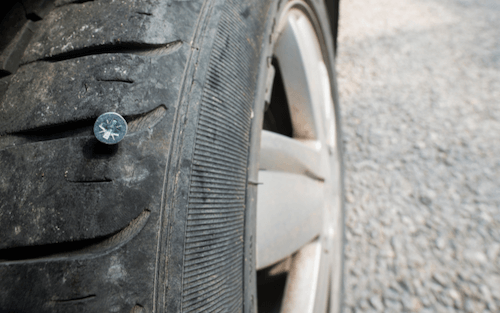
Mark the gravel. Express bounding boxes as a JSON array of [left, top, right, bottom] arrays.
[[336, 0, 500, 312]]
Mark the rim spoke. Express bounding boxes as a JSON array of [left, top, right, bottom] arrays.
[[256, 170, 324, 269], [274, 10, 325, 140], [280, 238, 322, 313], [259, 130, 324, 180]]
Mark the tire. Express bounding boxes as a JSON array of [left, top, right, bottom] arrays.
[[0, 0, 342, 312]]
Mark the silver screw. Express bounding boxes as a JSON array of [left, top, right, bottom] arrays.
[[93, 112, 127, 144]]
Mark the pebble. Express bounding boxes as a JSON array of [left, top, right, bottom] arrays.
[[369, 295, 384, 311], [384, 298, 402, 311], [433, 273, 450, 288], [464, 299, 486, 313], [448, 289, 461, 302]]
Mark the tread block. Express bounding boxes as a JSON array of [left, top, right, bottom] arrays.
[[22, 0, 178, 63], [0, 234, 157, 312], [0, 134, 164, 250], [0, 48, 187, 134], [22, 0, 205, 63]]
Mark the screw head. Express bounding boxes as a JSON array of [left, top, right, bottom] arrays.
[[93, 112, 127, 145]]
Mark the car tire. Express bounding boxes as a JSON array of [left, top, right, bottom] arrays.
[[0, 0, 343, 312]]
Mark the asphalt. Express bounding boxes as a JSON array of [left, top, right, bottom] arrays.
[[336, 0, 500, 311]]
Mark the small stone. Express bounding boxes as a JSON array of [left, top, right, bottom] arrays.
[[398, 279, 415, 294], [390, 236, 402, 251], [487, 243, 500, 262], [384, 288, 401, 301], [448, 289, 461, 301], [354, 160, 380, 171], [429, 281, 443, 293], [415, 141, 426, 149], [420, 295, 435, 307], [346, 193, 356, 203], [458, 271, 472, 282], [487, 301, 498, 312], [436, 292, 454, 307], [402, 294, 422, 312], [433, 272, 450, 287], [464, 250, 488, 265], [419, 196, 432, 206], [436, 237, 447, 250], [359, 298, 370, 310], [380, 247, 395, 258], [384, 298, 403, 311], [369, 295, 384, 311], [464, 298, 486, 313], [479, 285, 497, 310]]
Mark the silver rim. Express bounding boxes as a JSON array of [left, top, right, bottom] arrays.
[[255, 2, 343, 313]]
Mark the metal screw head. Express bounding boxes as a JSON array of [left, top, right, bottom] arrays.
[[93, 112, 127, 145]]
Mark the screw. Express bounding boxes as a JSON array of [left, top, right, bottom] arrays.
[[93, 112, 127, 144]]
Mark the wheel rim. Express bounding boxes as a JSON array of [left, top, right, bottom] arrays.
[[255, 2, 343, 313]]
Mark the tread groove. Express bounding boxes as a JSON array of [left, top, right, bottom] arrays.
[[28, 40, 183, 64], [54, 0, 95, 8], [96, 78, 134, 84], [52, 295, 96, 303], [0, 105, 167, 148], [0, 209, 150, 264]]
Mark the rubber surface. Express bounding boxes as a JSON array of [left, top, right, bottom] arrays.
[[0, 0, 338, 312], [0, 1, 210, 312], [180, 3, 257, 312]]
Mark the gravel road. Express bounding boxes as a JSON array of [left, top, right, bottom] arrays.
[[336, 0, 500, 311]]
